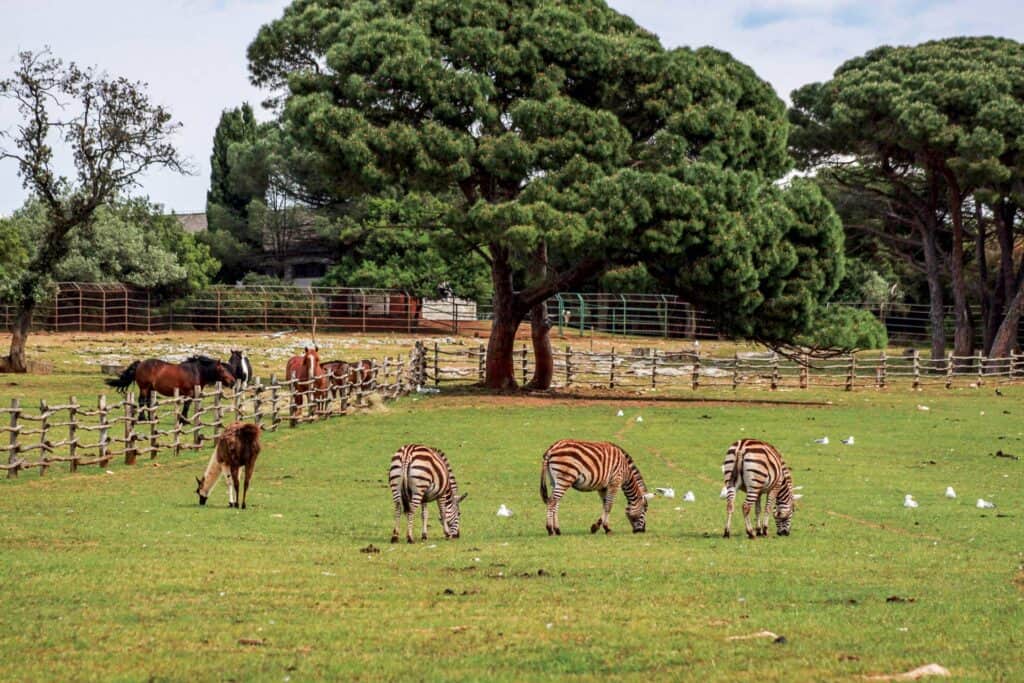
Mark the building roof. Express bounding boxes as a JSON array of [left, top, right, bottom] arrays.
[[175, 212, 208, 234]]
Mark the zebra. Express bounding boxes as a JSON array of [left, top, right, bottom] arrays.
[[539, 439, 654, 536], [722, 439, 794, 539], [389, 444, 467, 544]]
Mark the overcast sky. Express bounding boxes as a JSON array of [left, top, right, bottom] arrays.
[[2, 0, 1023, 217]]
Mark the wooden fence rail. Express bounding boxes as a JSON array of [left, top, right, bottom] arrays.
[[3, 351, 422, 479]]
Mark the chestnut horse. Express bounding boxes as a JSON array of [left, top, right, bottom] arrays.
[[321, 358, 375, 398], [285, 346, 328, 413], [106, 356, 235, 422], [196, 422, 261, 508]]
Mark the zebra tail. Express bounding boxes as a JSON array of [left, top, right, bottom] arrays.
[[540, 455, 550, 504], [400, 466, 412, 513], [728, 445, 745, 490], [105, 360, 140, 393]]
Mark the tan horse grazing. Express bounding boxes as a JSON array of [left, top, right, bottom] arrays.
[[195, 422, 262, 509], [285, 346, 328, 412]]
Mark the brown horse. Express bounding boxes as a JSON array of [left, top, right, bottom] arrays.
[[196, 422, 261, 508], [321, 358, 375, 398], [285, 347, 328, 413], [107, 356, 235, 422]]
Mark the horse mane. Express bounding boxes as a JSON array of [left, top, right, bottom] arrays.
[[185, 355, 218, 366]]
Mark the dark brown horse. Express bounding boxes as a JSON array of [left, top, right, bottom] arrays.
[[196, 422, 261, 508], [321, 358, 375, 398], [285, 347, 328, 412], [106, 355, 235, 422]]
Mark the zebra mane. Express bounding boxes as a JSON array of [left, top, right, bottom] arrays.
[[618, 447, 649, 498]]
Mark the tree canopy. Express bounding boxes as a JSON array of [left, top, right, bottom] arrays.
[[248, 1, 855, 385], [790, 36, 1024, 358]]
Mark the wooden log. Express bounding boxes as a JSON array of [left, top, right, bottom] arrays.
[[97, 395, 110, 467], [800, 355, 809, 390], [845, 355, 856, 391], [609, 348, 616, 389], [651, 352, 658, 389], [478, 343, 485, 382], [912, 350, 920, 390], [945, 352, 954, 389], [732, 353, 740, 390], [565, 345, 572, 387], [213, 383, 224, 438], [192, 387, 204, 448], [289, 372, 298, 429], [270, 375, 280, 431], [148, 392, 159, 458], [878, 352, 887, 389], [434, 341, 441, 389], [38, 399, 50, 476], [771, 354, 780, 391], [253, 380, 264, 427], [691, 353, 701, 390], [124, 392, 137, 465], [67, 396, 78, 473], [6, 398, 19, 479]]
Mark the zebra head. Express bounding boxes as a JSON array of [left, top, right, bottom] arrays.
[[775, 502, 793, 536], [442, 491, 468, 539], [628, 492, 655, 533]]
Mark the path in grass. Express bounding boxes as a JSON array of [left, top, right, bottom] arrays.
[[1, 388, 1021, 681]]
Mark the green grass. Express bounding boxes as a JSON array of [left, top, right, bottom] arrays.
[[1, 386, 1022, 681]]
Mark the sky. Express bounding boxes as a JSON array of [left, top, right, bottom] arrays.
[[2, 0, 1023, 217]]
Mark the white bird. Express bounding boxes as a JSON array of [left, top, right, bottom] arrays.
[[719, 486, 729, 499], [904, 494, 919, 508], [976, 498, 996, 509], [496, 504, 513, 517], [636, 416, 643, 423], [616, 409, 625, 417], [655, 487, 675, 498], [815, 436, 829, 445], [916, 405, 930, 411], [841, 436, 855, 445], [945, 486, 956, 499], [683, 491, 696, 502], [793, 493, 804, 500]]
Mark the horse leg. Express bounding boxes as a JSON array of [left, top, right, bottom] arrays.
[[241, 462, 254, 509], [180, 397, 192, 424], [221, 465, 236, 507], [230, 467, 241, 509]]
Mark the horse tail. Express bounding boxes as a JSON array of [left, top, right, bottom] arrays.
[[106, 361, 140, 393]]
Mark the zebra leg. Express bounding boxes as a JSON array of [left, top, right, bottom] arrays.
[[742, 492, 757, 539], [421, 501, 429, 541], [761, 493, 775, 536], [724, 489, 735, 538], [755, 495, 765, 536], [546, 486, 564, 536], [407, 493, 423, 543], [391, 488, 403, 544], [591, 489, 608, 533], [600, 486, 618, 534]]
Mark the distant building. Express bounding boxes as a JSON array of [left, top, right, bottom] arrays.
[[172, 210, 333, 287]]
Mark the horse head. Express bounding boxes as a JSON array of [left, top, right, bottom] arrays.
[[196, 476, 208, 506]]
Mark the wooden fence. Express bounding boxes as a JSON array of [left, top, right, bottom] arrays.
[[423, 343, 1024, 391], [3, 348, 427, 479]]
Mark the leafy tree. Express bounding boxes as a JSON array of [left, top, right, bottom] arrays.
[[203, 103, 262, 281], [797, 306, 888, 351], [0, 50, 185, 372], [791, 37, 1024, 358], [248, 1, 843, 387]]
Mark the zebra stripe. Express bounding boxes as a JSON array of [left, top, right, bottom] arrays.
[[389, 444, 465, 544], [722, 439, 794, 539], [540, 439, 653, 536]]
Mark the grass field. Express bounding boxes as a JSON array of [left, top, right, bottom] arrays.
[[2, 359, 1021, 681]]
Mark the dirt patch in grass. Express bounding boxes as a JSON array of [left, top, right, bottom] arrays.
[[421, 389, 832, 410]]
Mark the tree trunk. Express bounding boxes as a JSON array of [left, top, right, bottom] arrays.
[[975, 202, 995, 354], [920, 221, 947, 362], [946, 180, 973, 358], [526, 300, 553, 389], [990, 272, 1024, 357], [4, 304, 33, 373], [483, 245, 521, 389]]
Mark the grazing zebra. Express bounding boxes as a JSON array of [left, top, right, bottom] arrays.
[[539, 439, 654, 536], [389, 444, 467, 544], [721, 439, 794, 539]]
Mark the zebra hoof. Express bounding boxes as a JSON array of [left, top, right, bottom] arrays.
[[746, 532, 756, 539], [390, 536, 399, 544], [407, 537, 414, 544], [555, 528, 561, 536], [723, 530, 731, 538], [778, 530, 790, 536], [590, 523, 600, 534]]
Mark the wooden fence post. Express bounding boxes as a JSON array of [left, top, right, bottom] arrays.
[[148, 394, 159, 459], [799, 355, 809, 390], [692, 353, 701, 390], [192, 387, 205, 448], [771, 353, 779, 391], [878, 352, 887, 389], [253, 380, 264, 426], [565, 346, 572, 387], [6, 398, 20, 478], [732, 353, 740, 390], [38, 399, 51, 476], [976, 352, 984, 385], [67, 396, 78, 473], [213, 383, 225, 437], [651, 352, 658, 389], [521, 345, 528, 386], [845, 355, 855, 391], [233, 382, 243, 423], [478, 343, 485, 382], [97, 395, 110, 467], [172, 389, 182, 458], [289, 373, 298, 429], [609, 348, 616, 389], [124, 392, 137, 465], [912, 350, 921, 390], [270, 375, 280, 431], [945, 352, 954, 389], [1012, 351, 1021, 379], [434, 342, 441, 389]]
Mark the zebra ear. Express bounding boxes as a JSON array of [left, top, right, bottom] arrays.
[[643, 492, 655, 501]]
